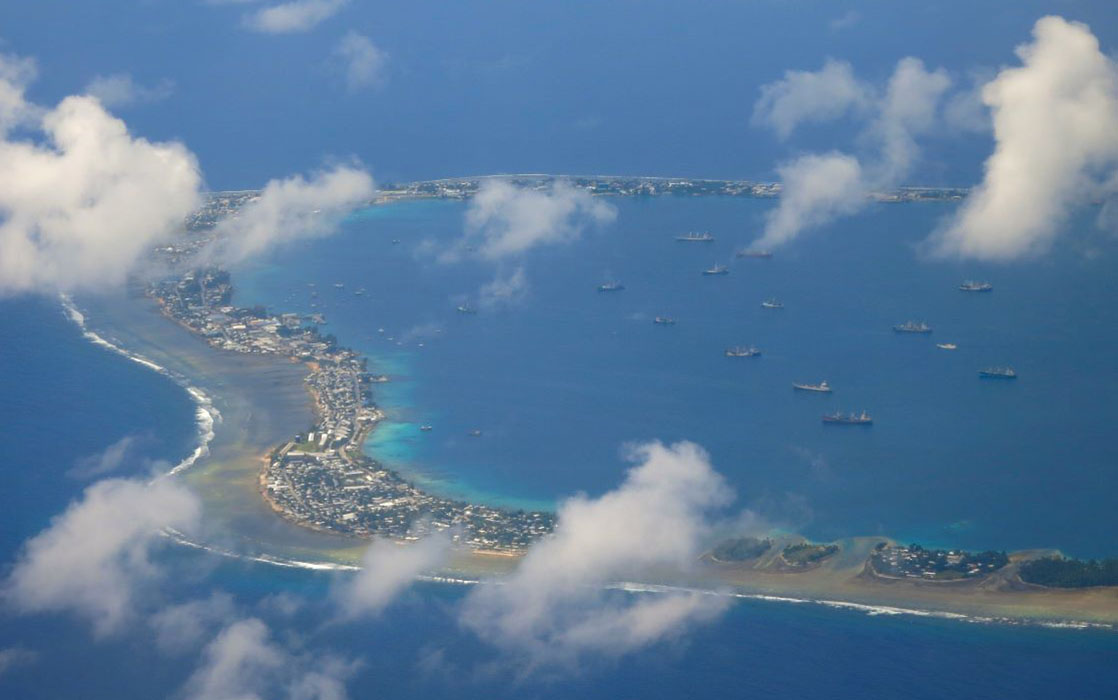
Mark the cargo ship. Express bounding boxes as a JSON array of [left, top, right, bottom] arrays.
[[761, 299, 784, 309], [936, 343, 957, 350], [676, 232, 715, 242], [702, 264, 729, 276], [979, 366, 1017, 379], [960, 280, 994, 292], [822, 411, 873, 425], [893, 321, 932, 334], [725, 346, 761, 358], [793, 381, 831, 393]]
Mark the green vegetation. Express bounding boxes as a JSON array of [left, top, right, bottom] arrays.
[[1019, 557, 1118, 588], [711, 536, 772, 562], [782, 542, 839, 566]]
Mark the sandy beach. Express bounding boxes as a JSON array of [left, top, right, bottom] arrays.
[[72, 288, 1118, 628]]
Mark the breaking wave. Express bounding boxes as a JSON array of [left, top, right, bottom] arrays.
[[59, 295, 221, 479]]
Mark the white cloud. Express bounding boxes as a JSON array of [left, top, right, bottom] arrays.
[[4, 478, 200, 635], [183, 618, 357, 700], [0, 52, 38, 131], [751, 58, 871, 140], [68, 434, 139, 479], [84, 73, 174, 108], [208, 165, 375, 263], [243, 0, 348, 34], [334, 32, 388, 92], [943, 70, 995, 134], [478, 265, 528, 309], [871, 57, 951, 182], [0, 647, 37, 678], [149, 593, 237, 654], [449, 179, 616, 263], [753, 57, 950, 248], [460, 441, 734, 670], [0, 58, 202, 295], [755, 152, 866, 249], [335, 535, 450, 619], [931, 16, 1118, 260]]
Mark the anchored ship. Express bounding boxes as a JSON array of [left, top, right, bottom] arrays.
[[823, 411, 873, 425], [793, 381, 831, 393], [960, 280, 994, 292], [725, 346, 761, 358], [979, 366, 1016, 379], [702, 264, 729, 276], [653, 316, 677, 326], [597, 281, 625, 292], [761, 299, 784, 309], [737, 249, 773, 259], [676, 232, 714, 242], [936, 343, 957, 350], [893, 320, 932, 334]]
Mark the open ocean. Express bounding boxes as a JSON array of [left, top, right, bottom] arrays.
[[3, 196, 1118, 697]]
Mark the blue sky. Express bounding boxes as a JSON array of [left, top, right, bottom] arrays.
[[3, 0, 1116, 188]]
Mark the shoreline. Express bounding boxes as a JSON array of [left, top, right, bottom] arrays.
[[65, 272, 1118, 630]]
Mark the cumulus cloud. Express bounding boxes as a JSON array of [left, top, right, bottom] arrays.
[[756, 152, 866, 249], [183, 618, 357, 700], [478, 265, 529, 309], [68, 434, 139, 479], [753, 57, 950, 248], [448, 179, 616, 263], [334, 32, 388, 92], [84, 73, 174, 108], [751, 58, 871, 139], [0, 647, 37, 678], [931, 16, 1118, 260], [0, 57, 202, 295], [335, 535, 450, 619], [4, 478, 200, 635], [243, 0, 348, 34], [0, 52, 38, 130], [460, 441, 734, 670], [149, 593, 237, 655], [208, 165, 374, 263], [871, 57, 951, 182]]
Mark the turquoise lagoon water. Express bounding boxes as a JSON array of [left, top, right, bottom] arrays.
[[233, 195, 1118, 558]]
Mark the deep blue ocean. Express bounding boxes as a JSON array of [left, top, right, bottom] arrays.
[[3, 197, 1118, 696]]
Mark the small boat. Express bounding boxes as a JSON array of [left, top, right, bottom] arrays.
[[334, 282, 345, 289], [893, 321, 932, 334], [419, 425, 433, 432], [979, 366, 1016, 379], [468, 429, 483, 437], [793, 381, 831, 393], [737, 249, 773, 259], [456, 304, 477, 314], [725, 346, 761, 358], [959, 280, 993, 292], [936, 343, 957, 350], [702, 264, 729, 276], [653, 316, 677, 326], [354, 288, 366, 296], [597, 281, 625, 292], [761, 299, 784, 309], [676, 232, 714, 242], [391, 239, 401, 245], [822, 411, 873, 425]]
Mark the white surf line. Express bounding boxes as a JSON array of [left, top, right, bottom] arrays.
[[59, 295, 221, 481]]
